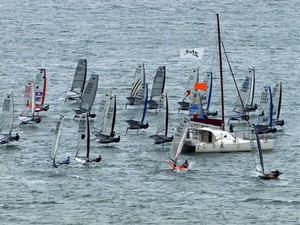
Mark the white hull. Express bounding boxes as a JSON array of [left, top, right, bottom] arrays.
[[185, 138, 274, 153], [183, 124, 274, 153], [75, 157, 87, 164]]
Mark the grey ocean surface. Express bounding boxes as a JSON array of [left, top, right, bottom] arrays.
[[0, 0, 299, 224]]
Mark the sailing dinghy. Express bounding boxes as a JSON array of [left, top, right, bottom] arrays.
[[50, 115, 64, 167], [256, 86, 277, 134], [18, 81, 42, 125], [126, 63, 146, 108], [73, 74, 98, 118], [126, 84, 149, 133], [150, 93, 173, 144], [148, 66, 166, 110], [166, 118, 190, 171], [92, 91, 120, 143], [0, 93, 20, 144], [35, 68, 49, 112], [75, 113, 101, 164], [251, 124, 282, 180], [66, 59, 87, 101]]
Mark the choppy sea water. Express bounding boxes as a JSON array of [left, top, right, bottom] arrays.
[[0, 0, 299, 224]]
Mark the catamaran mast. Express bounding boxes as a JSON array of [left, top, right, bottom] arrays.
[[217, 14, 225, 130]]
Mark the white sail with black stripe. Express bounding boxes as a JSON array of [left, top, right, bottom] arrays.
[[126, 63, 146, 107]]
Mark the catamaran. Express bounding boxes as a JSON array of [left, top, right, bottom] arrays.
[[166, 118, 190, 171], [49, 115, 64, 167], [251, 124, 282, 180], [183, 14, 274, 153], [92, 91, 120, 143], [148, 66, 166, 110], [126, 83, 149, 133], [150, 93, 173, 144], [184, 121, 274, 153], [18, 81, 42, 125], [73, 74, 98, 118], [66, 59, 87, 101], [0, 93, 20, 144], [75, 113, 101, 164], [126, 63, 146, 108], [35, 68, 49, 112]]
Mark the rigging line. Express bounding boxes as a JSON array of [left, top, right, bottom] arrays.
[[221, 41, 250, 126]]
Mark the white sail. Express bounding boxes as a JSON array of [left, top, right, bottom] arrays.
[[155, 94, 166, 135], [126, 64, 146, 106], [93, 91, 115, 136], [179, 68, 199, 106], [74, 75, 99, 116], [35, 69, 46, 106], [169, 118, 189, 161], [148, 66, 166, 109], [18, 81, 41, 124], [0, 93, 14, 135], [174, 120, 190, 161], [81, 75, 98, 111], [246, 68, 255, 108], [75, 114, 90, 163], [131, 64, 146, 98], [232, 75, 251, 113], [50, 115, 64, 164], [257, 86, 271, 126], [71, 59, 87, 94], [251, 125, 265, 174]]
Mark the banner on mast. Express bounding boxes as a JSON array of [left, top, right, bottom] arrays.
[[180, 48, 204, 60]]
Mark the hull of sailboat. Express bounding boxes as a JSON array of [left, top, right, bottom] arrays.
[[182, 124, 274, 153], [183, 137, 274, 153], [148, 99, 159, 110], [150, 134, 173, 144], [191, 116, 223, 128], [178, 101, 190, 111], [126, 119, 149, 130], [75, 157, 88, 164]]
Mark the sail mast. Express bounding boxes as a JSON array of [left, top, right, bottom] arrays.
[[111, 95, 117, 137], [41, 69, 46, 105], [165, 94, 169, 136], [86, 114, 90, 160], [141, 84, 148, 123], [217, 14, 225, 130], [277, 82, 282, 119]]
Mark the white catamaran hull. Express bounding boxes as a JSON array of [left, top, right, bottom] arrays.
[[184, 138, 274, 153], [182, 124, 274, 153]]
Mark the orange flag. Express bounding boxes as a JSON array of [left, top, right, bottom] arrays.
[[194, 82, 207, 91]]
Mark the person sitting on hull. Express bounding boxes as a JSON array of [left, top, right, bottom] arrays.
[[181, 160, 189, 169], [89, 155, 102, 163], [59, 156, 70, 165], [263, 170, 282, 179]]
